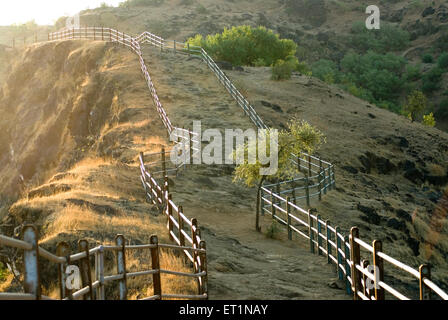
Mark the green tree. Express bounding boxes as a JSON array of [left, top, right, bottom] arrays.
[[402, 90, 428, 122], [437, 52, 448, 70], [232, 119, 325, 231], [186, 25, 298, 67]]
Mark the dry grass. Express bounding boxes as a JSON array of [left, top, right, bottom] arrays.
[[428, 163, 447, 177]]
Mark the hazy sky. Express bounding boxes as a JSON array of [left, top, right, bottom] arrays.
[[0, 0, 123, 26]]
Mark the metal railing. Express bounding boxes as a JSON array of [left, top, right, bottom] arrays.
[[0, 226, 208, 300], [259, 191, 448, 300]]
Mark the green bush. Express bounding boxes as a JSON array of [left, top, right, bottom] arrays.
[[186, 25, 298, 67], [422, 113, 436, 127], [406, 64, 422, 81], [271, 59, 295, 80], [437, 52, 448, 70], [422, 53, 434, 63], [422, 67, 443, 94], [341, 51, 407, 104], [312, 59, 340, 83], [349, 21, 410, 53]]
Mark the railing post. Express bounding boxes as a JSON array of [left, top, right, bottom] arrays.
[[318, 170, 322, 201], [317, 215, 322, 255], [178, 206, 186, 247], [167, 194, 174, 241], [22, 226, 41, 300], [344, 236, 352, 295], [161, 148, 167, 179], [191, 218, 199, 271], [372, 240, 384, 300], [308, 155, 312, 177], [326, 220, 332, 264], [305, 175, 310, 209], [308, 210, 315, 254], [350, 227, 362, 300], [335, 227, 343, 281], [189, 130, 193, 166], [271, 190, 276, 219], [150, 235, 162, 300], [199, 241, 208, 298], [97, 246, 105, 300], [78, 240, 94, 300], [419, 264, 432, 300], [297, 155, 301, 173], [115, 235, 128, 300], [286, 197, 292, 241], [56, 242, 70, 300]]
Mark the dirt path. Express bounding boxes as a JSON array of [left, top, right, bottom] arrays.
[[141, 46, 350, 300]]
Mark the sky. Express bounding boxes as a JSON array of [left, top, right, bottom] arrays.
[[0, 0, 123, 26]]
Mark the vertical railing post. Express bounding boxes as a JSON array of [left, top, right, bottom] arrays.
[[372, 240, 384, 300], [336, 227, 343, 281], [191, 218, 199, 271], [308, 210, 315, 254], [344, 236, 352, 295], [115, 235, 128, 300], [305, 175, 310, 209], [199, 241, 208, 298], [326, 220, 332, 264], [150, 235, 162, 300], [167, 194, 174, 241], [22, 226, 41, 300], [297, 155, 301, 173], [97, 246, 105, 300], [161, 147, 167, 178], [178, 206, 186, 247], [308, 155, 312, 177], [56, 242, 70, 300], [78, 240, 94, 300], [286, 197, 292, 241], [419, 264, 432, 300], [189, 130, 193, 166], [271, 190, 276, 219], [317, 215, 322, 256], [350, 227, 362, 300]]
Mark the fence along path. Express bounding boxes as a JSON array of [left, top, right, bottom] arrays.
[[0, 226, 208, 300], [127, 28, 448, 301], [46, 27, 448, 300]]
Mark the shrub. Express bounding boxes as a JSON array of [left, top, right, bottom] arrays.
[[311, 59, 340, 83], [422, 67, 443, 94], [437, 52, 448, 70], [119, 0, 164, 7], [406, 64, 422, 81], [349, 21, 410, 53], [422, 53, 434, 63], [265, 221, 281, 239], [341, 51, 407, 104], [271, 59, 295, 80], [422, 113, 436, 127], [402, 90, 428, 121], [186, 25, 298, 67]]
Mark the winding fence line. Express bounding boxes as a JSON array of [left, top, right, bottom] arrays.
[[36, 26, 448, 300], [0, 226, 208, 300]]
